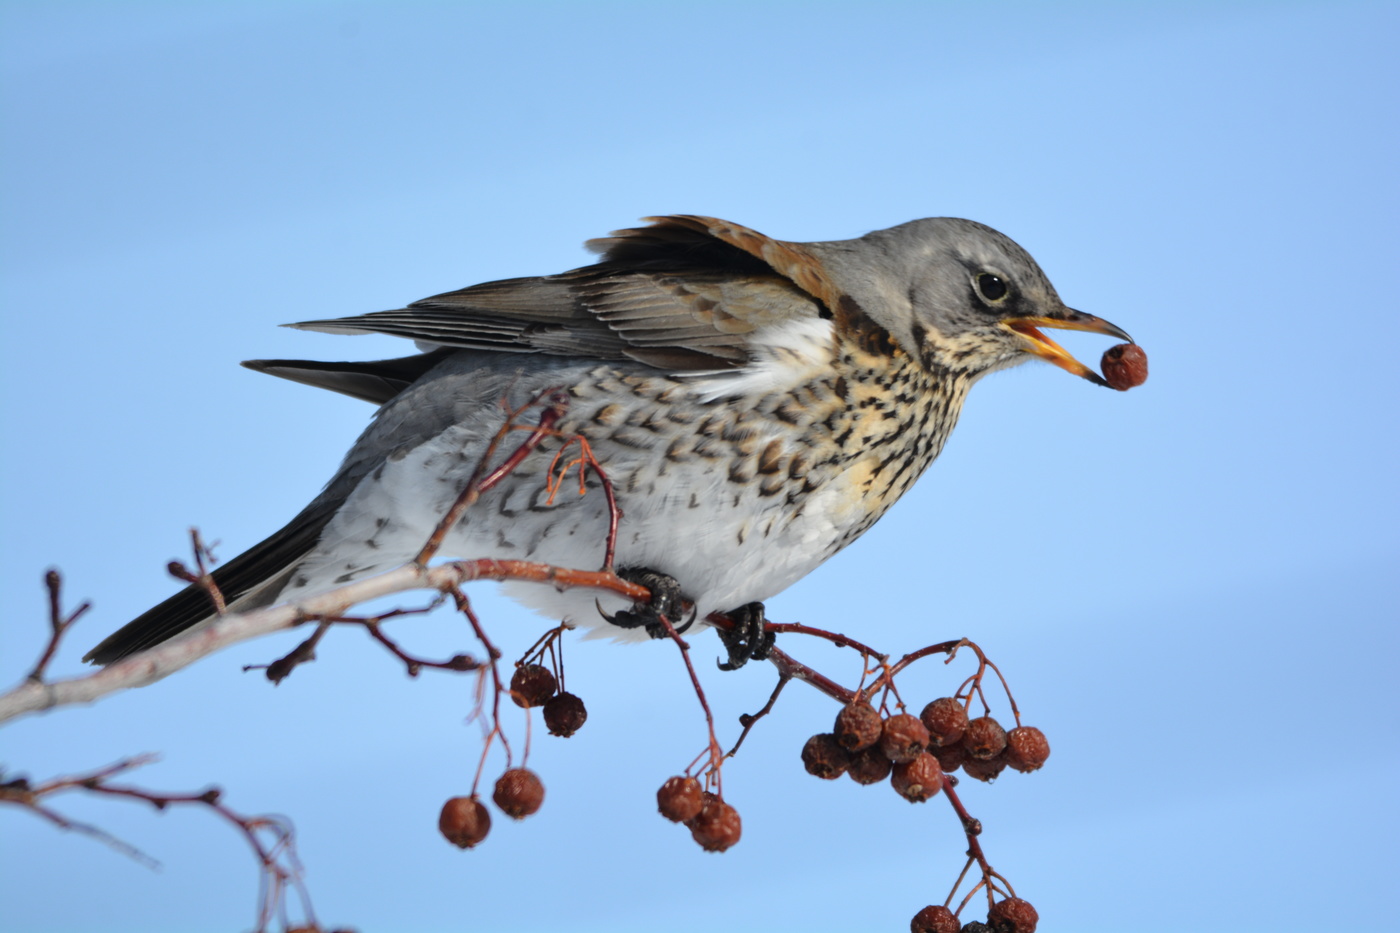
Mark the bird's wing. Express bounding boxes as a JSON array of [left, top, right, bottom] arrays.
[[286, 216, 835, 373]]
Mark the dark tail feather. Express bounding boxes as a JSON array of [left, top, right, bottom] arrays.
[[241, 349, 453, 406], [83, 501, 340, 665]]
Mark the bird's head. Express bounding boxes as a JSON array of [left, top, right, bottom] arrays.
[[811, 217, 1131, 385]]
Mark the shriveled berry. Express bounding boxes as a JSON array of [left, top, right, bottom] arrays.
[[910, 904, 960, 933], [801, 733, 851, 780], [687, 792, 741, 852], [542, 691, 587, 736], [920, 697, 969, 747], [914, 906, 962, 933], [879, 713, 931, 763], [1004, 726, 1051, 773], [438, 795, 490, 848], [656, 776, 704, 823], [988, 896, 1039, 932], [833, 701, 883, 751], [891, 751, 944, 802], [509, 663, 557, 708], [1101, 343, 1148, 391], [964, 716, 1007, 760], [961, 752, 1008, 783], [933, 740, 966, 774], [492, 768, 544, 819], [846, 745, 893, 785], [960, 923, 993, 933]]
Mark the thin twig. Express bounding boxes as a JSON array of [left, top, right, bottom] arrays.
[[26, 570, 91, 682]]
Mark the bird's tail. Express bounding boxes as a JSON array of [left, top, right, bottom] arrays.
[[83, 501, 340, 665]]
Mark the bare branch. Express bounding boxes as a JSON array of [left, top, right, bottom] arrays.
[[0, 559, 648, 725]]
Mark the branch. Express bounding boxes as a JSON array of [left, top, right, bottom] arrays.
[[0, 559, 648, 725]]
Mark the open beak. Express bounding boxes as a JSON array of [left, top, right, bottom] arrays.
[[1001, 310, 1134, 387]]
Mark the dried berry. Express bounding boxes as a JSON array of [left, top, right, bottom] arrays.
[[920, 697, 969, 747], [988, 897, 1039, 933], [960, 923, 993, 933], [1100, 343, 1148, 391], [910, 904, 961, 933], [1004, 726, 1051, 773], [438, 795, 491, 848], [932, 740, 966, 774], [801, 733, 851, 780], [492, 768, 544, 819], [961, 752, 1008, 783], [833, 701, 883, 751], [891, 751, 944, 802], [846, 745, 893, 785], [509, 663, 557, 708], [687, 792, 741, 852], [542, 691, 587, 736], [879, 713, 931, 763], [656, 776, 704, 823], [964, 716, 1007, 760]]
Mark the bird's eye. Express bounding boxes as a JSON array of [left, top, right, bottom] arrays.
[[976, 272, 1008, 302]]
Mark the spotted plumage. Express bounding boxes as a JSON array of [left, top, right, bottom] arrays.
[[85, 215, 1131, 664]]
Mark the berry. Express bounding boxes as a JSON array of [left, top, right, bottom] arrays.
[[687, 792, 741, 852], [1101, 343, 1148, 391], [961, 752, 1008, 783], [920, 697, 969, 747], [911, 904, 960, 933], [988, 897, 1039, 933], [833, 701, 883, 751], [438, 795, 491, 848], [509, 663, 557, 708], [542, 691, 587, 736], [802, 733, 851, 779], [933, 740, 966, 775], [879, 713, 931, 763], [960, 923, 993, 933], [964, 716, 1007, 760], [891, 751, 943, 802], [656, 776, 704, 823], [1004, 726, 1051, 773], [492, 768, 544, 819], [846, 745, 893, 785]]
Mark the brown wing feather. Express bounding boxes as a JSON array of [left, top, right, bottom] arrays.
[[286, 216, 830, 374]]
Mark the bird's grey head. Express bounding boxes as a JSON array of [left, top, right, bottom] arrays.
[[808, 218, 1131, 385]]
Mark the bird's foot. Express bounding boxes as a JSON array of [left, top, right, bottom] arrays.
[[715, 602, 774, 671], [605, 567, 693, 639]]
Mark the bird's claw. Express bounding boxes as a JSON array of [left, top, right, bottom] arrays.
[[604, 568, 693, 638], [716, 602, 774, 671]]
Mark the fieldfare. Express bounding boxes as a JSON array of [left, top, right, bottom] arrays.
[[86, 215, 1132, 666]]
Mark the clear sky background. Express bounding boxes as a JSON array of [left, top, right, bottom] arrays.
[[2, 3, 1396, 932]]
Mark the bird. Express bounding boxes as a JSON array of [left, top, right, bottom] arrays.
[[84, 214, 1132, 667]]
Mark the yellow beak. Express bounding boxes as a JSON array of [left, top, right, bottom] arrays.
[[1002, 310, 1134, 387]]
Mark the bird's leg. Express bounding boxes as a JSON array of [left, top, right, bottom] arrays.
[[605, 567, 692, 640], [716, 602, 775, 671]]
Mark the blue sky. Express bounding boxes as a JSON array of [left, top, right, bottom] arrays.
[[2, 2, 1396, 932]]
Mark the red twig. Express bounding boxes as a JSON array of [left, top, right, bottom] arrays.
[[725, 671, 792, 759], [415, 389, 569, 566], [653, 612, 725, 794], [27, 570, 91, 682], [0, 756, 316, 933], [450, 587, 514, 793]]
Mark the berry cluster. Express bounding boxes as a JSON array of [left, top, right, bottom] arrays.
[[789, 642, 1049, 931], [655, 775, 741, 852], [920, 698, 1050, 784], [911, 897, 1039, 933], [801, 698, 1049, 799], [437, 636, 587, 850]]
